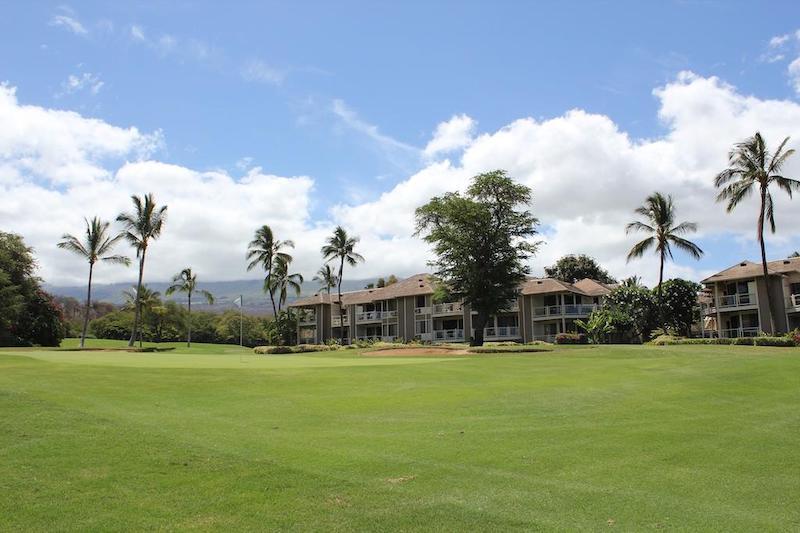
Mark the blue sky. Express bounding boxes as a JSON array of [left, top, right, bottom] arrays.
[[2, 1, 800, 286]]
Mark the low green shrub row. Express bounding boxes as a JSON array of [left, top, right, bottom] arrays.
[[650, 335, 797, 347], [254, 344, 340, 355], [555, 333, 588, 345], [467, 345, 551, 354], [753, 336, 797, 347]]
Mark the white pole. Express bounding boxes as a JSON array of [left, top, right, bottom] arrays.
[[239, 294, 243, 347]]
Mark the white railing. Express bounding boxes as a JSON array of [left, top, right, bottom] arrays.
[[717, 293, 756, 308], [298, 313, 316, 325], [788, 294, 800, 308], [719, 327, 760, 338], [532, 334, 557, 343], [332, 316, 350, 327], [432, 302, 463, 315], [381, 336, 397, 343], [355, 310, 397, 322], [415, 332, 433, 341], [383, 310, 398, 319], [433, 329, 464, 341], [532, 304, 597, 317], [484, 326, 520, 338], [357, 335, 382, 341], [414, 306, 432, 315]]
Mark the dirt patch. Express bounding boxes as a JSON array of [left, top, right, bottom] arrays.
[[385, 474, 416, 484], [363, 347, 469, 357]]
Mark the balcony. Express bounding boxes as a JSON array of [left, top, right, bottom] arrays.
[[787, 294, 800, 310], [298, 312, 316, 325], [532, 334, 557, 343], [356, 310, 398, 322], [532, 304, 597, 319], [432, 302, 463, 316], [414, 306, 432, 315], [331, 315, 350, 327], [484, 326, 520, 339], [433, 329, 464, 341], [717, 292, 756, 309], [719, 327, 759, 338]]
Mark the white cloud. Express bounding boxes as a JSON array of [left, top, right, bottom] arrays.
[[58, 72, 105, 96], [130, 25, 145, 41], [241, 59, 285, 85], [769, 34, 790, 48], [49, 13, 87, 35], [789, 58, 800, 94], [331, 99, 418, 155], [423, 114, 476, 157]]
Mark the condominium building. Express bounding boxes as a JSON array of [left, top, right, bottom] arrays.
[[290, 273, 615, 345], [700, 257, 800, 337]]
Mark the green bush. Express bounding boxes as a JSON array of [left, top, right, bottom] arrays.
[[753, 336, 797, 347], [467, 345, 551, 353], [732, 337, 754, 346], [650, 337, 734, 346], [555, 333, 587, 345], [253, 346, 293, 354], [295, 344, 338, 352]]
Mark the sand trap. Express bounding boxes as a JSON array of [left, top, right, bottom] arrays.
[[363, 347, 469, 357]]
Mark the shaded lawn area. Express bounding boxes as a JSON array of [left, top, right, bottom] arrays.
[[1, 342, 799, 530]]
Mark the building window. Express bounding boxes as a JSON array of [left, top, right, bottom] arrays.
[[416, 295, 426, 308], [415, 320, 429, 334]]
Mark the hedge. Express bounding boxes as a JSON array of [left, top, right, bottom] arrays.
[[555, 333, 587, 345], [254, 344, 339, 355], [467, 345, 552, 354], [753, 336, 797, 347]]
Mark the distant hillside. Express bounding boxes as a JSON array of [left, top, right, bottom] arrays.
[[43, 277, 378, 315]]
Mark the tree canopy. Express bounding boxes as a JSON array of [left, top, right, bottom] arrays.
[[544, 254, 616, 284], [415, 169, 539, 345]]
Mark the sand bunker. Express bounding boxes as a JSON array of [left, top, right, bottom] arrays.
[[363, 347, 469, 357]]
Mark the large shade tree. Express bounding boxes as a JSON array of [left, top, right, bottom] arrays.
[[246, 225, 293, 319], [626, 192, 703, 308], [714, 132, 800, 333], [117, 194, 167, 347], [165, 267, 214, 347], [415, 169, 539, 346], [544, 254, 616, 284], [57, 217, 130, 347], [321, 226, 364, 343]]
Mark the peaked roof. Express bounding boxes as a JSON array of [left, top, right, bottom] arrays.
[[701, 257, 800, 284], [289, 273, 435, 307], [519, 277, 614, 297]]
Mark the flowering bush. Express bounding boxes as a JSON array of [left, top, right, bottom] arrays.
[[555, 333, 587, 345]]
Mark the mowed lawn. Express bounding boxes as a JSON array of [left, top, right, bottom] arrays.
[[1, 341, 799, 531]]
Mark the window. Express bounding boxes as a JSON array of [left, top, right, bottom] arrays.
[[416, 295, 426, 308], [415, 320, 429, 334], [791, 282, 800, 295]]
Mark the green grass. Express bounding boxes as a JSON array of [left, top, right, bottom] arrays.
[[1, 340, 799, 530]]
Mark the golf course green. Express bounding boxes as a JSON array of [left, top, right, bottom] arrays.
[[1, 340, 798, 530]]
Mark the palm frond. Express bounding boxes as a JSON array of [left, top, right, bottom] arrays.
[[626, 237, 655, 262], [668, 235, 704, 259]]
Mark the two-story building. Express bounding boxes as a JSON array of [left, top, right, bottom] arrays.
[[290, 273, 615, 345], [700, 257, 800, 337]]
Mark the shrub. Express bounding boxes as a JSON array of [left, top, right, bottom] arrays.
[[753, 336, 797, 347], [253, 345, 293, 354], [791, 329, 800, 346], [295, 344, 338, 352], [555, 333, 587, 345], [731, 337, 754, 346], [468, 345, 551, 353], [650, 337, 733, 346]]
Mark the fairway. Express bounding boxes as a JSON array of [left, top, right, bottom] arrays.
[[1, 342, 799, 531]]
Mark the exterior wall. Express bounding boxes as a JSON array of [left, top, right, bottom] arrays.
[[755, 277, 788, 334]]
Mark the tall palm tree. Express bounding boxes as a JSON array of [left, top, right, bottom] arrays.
[[321, 226, 364, 342], [246, 225, 293, 320], [312, 264, 338, 294], [117, 193, 168, 347], [714, 132, 800, 333], [626, 192, 703, 304], [122, 284, 162, 345], [165, 267, 214, 348], [57, 217, 130, 348], [271, 257, 304, 313]]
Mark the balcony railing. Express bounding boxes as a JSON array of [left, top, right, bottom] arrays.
[[484, 326, 520, 338], [332, 315, 350, 327], [414, 306, 432, 315], [433, 329, 464, 341], [532, 334, 557, 343], [532, 304, 597, 318], [787, 294, 800, 309], [717, 293, 756, 308], [432, 302, 463, 315], [719, 327, 760, 338]]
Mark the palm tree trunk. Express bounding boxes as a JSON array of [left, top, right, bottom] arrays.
[[657, 249, 665, 332], [187, 291, 192, 348], [758, 187, 777, 334], [129, 249, 146, 347], [80, 262, 94, 349], [338, 257, 345, 344]]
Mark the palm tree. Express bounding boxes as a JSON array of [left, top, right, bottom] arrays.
[[165, 267, 214, 348], [714, 132, 800, 333], [620, 275, 642, 288], [122, 285, 162, 345], [312, 264, 338, 294], [246, 225, 293, 320], [626, 192, 703, 305], [321, 226, 364, 342], [271, 257, 304, 313], [57, 217, 130, 347], [790, 251, 800, 258], [117, 193, 168, 347]]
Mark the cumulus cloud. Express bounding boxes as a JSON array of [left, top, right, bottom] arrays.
[[423, 114, 476, 157], [4, 72, 800, 289]]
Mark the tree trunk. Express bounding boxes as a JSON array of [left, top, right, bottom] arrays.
[[338, 257, 345, 344], [470, 311, 489, 346], [187, 291, 192, 348], [80, 262, 94, 348], [128, 248, 146, 347], [758, 186, 777, 334], [657, 249, 665, 332]]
